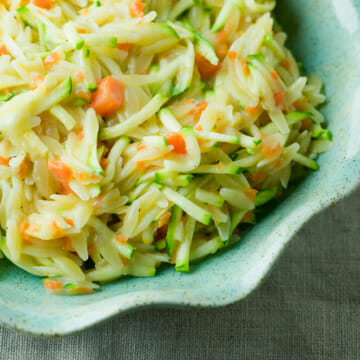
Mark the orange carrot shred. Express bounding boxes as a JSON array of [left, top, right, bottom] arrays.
[[44, 279, 62, 291], [130, 0, 146, 18], [159, 211, 171, 228], [136, 144, 147, 152], [65, 218, 74, 227], [44, 51, 61, 66], [31, 0, 54, 10], [195, 53, 221, 79], [116, 234, 127, 244], [165, 132, 187, 154], [91, 76, 124, 117], [215, 43, 229, 59], [76, 28, 87, 34], [181, 98, 194, 106], [281, 59, 291, 71], [0, 44, 7, 56], [245, 106, 259, 116], [48, 160, 72, 183], [117, 43, 132, 52], [63, 236, 73, 251], [20, 221, 30, 240], [270, 70, 280, 85], [79, 8, 89, 15], [122, 258, 129, 266], [244, 188, 258, 201], [241, 211, 253, 223], [0, 156, 9, 166], [227, 51, 237, 62], [76, 71, 84, 82], [249, 171, 266, 182], [301, 118, 312, 130], [241, 59, 250, 76], [31, 74, 44, 90], [274, 91, 285, 107], [189, 101, 208, 117], [261, 142, 281, 158]]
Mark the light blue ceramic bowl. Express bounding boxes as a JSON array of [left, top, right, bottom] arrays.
[[1, 0, 360, 336]]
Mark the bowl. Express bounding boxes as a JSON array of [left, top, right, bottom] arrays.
[[1, 0, 360, 336]]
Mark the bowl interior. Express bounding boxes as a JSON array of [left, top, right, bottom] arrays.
[[1, 0, 360, 335]]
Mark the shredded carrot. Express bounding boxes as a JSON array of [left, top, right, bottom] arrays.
[[227, 51, 237, 62], [79, 8, 89, 15], [63, 236, 73, 251], [0, 156, 9, 166], [136, 144, 147, 152], [65, 218, 74, 227], [275, 160, 283, 169], [30, 73, 44, 90], [165, 132, 187, 154], [194, 124, 203, 131], [244, 188, 258, 201], [293, 97, 308, 110], [159, 211, 171, 228], [245, 106, 259, 116], [116, 234, 127, 244], [76, 28, 87, 34], [52, 220, 62, 236], [275, 188, 283, 198], [217, 161, 223, 169], [249, 171, 266, 182], [216, 22, 232, 43], [48, 160, 72, 183], [274, 91, 285, 107], [241, 59, 250, 76], [74, 172, 88, 182], [76, 71, 84, 82], [215, 43, 229, 59], [75, 287, 94, 295], [261, 142, 281, 158], [117, 43, 132, 52], [93, 195, 103, 208], [241, 211, 253, 223], [44, 51, 61, 66], [281, 59, 291, 71], [60, 183, 73, 195], [91, 76, 125, 117], [189, 101, 208, 117], [77, 128, 84, 140], [20, 221, 30, 240], [0, 44, 7, 56], [31, 0, 53, 9], [122, 258, 129, 266], [130, 0, 146, 18], [136, 160, 146, 168], [100, 157, 109, 170], [301, 118, 312, 130], [43, 279, 62, 292], [195, 53, 221, 79], [181, 98, 194, 106], [270, 70, 280, 86], [18, 160, 29, 178]]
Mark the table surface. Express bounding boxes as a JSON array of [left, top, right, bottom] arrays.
[[1, 187, 359, 360]]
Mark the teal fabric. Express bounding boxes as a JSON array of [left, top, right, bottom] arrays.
[[0, 188, 359, 359]]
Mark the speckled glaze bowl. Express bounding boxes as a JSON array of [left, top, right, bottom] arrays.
[[1, 0, 360, 336]]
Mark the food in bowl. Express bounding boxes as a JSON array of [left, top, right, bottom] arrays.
[[0, 0, 331, 295]]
